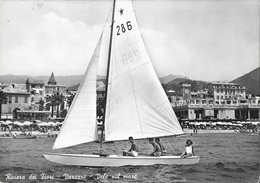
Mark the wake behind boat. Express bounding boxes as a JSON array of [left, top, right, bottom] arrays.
[[43, 0, 200, 167]]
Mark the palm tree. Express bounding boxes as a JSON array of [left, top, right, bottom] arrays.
[[46, 92, 65, 118], [53, 92, 65, 118], [39, 98, 45, 111], [0, 91, 8, 120], [45, 95, 55, 117]]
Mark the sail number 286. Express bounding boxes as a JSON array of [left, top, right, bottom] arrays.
[[116, 21, 132, 36]]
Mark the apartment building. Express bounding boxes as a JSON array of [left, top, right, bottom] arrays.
[[171, 83, 260, 120], [1, 83, 30, 114]]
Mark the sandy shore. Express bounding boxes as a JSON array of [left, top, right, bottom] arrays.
[[0, 131, 58, 137], [0, 129, 255, 137], [183, 129, 239, 134]]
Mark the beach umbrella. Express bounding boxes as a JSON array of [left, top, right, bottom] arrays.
[[38, 122, 48, 126], [227, 122, 233, 126], [194, 123, 201, 126], [211, 122, 217, 126], [33, 120, 42, 124], [13, 121, 24, 126], [222, 122, 228, 126], [42, 122, 51, 126], [23, 121, 32, 126], [252, 122, 259, 126], [236, 124, 243, 127], [48, 122, 56, 126], [189, 122, 195, 125], [216, 122, 223, 125], [3, 120, 12, 125]]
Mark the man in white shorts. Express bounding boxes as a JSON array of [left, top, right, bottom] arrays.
[[123, 136, 139, 157]]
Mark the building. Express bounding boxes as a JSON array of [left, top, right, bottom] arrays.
[[171, 82, 260, 120], [207, 82, 246, 104], [1, 83, 30, 115], [26, 78, 45, 105], [0, 73, 70, 119], [16, 110, 51, 120], [45, 72, 66, 96]]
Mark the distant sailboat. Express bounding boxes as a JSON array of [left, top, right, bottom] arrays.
[[44, 0, 200, 167]]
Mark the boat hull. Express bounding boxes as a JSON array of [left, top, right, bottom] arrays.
[[43, 153, 200, 167]]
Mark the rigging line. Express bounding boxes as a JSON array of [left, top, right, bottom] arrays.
[[175, 137, 184, 152], [165, 136, 175, 154], [101, 1, 114, 36], [70, 0, 104, 88]]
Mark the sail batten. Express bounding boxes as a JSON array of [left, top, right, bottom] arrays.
[[104, 0, 183, 142]]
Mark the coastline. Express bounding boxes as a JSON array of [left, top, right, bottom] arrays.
[[184, 129, 240, 134], [0, 131, 58, 137], [0, 129, 258, 138]]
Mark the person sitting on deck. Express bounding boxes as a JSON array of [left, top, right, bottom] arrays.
[[148, 138, 161, 157], [123, 136, 139, 157], [155, 137, 167, 154], [181, 139, 194, 158]]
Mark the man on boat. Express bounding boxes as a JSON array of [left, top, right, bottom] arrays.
[[155, 137, 167, 154], [148, 138, 161, 156], [123, 136, 139, 157]]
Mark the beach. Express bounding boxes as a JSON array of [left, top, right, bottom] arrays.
[[183, 129, 238, 134], [0, 131, 58, 138]]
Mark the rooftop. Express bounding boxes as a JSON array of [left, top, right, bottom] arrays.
[[2, 83, 30, 94]]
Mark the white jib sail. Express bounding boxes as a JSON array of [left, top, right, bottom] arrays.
[[104, 0, 184, 142], [53, 35, 102, 149]]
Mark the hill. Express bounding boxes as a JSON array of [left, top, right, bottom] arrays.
[[165, 78, 209, 92], [1, 68, 259, 94], [159, 74, 186, 84], [231, 67, 260, 95], [0, 74, 106, 88]]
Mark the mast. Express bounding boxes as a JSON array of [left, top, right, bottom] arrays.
[[100, 0, 116, 150]]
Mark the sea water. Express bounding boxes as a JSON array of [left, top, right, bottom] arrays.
[[0, 133, 259, 183]]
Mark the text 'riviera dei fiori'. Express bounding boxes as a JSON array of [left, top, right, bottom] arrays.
[[5, 173, 54, 180]]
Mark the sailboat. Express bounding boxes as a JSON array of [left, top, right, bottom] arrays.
[[43, 0, 200, 167]]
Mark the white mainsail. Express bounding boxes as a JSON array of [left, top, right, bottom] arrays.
[[53, 35, 102, 149], [104, 0, 183, 141]]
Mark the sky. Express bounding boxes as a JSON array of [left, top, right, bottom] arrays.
[[0, 0, 259, 82]]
